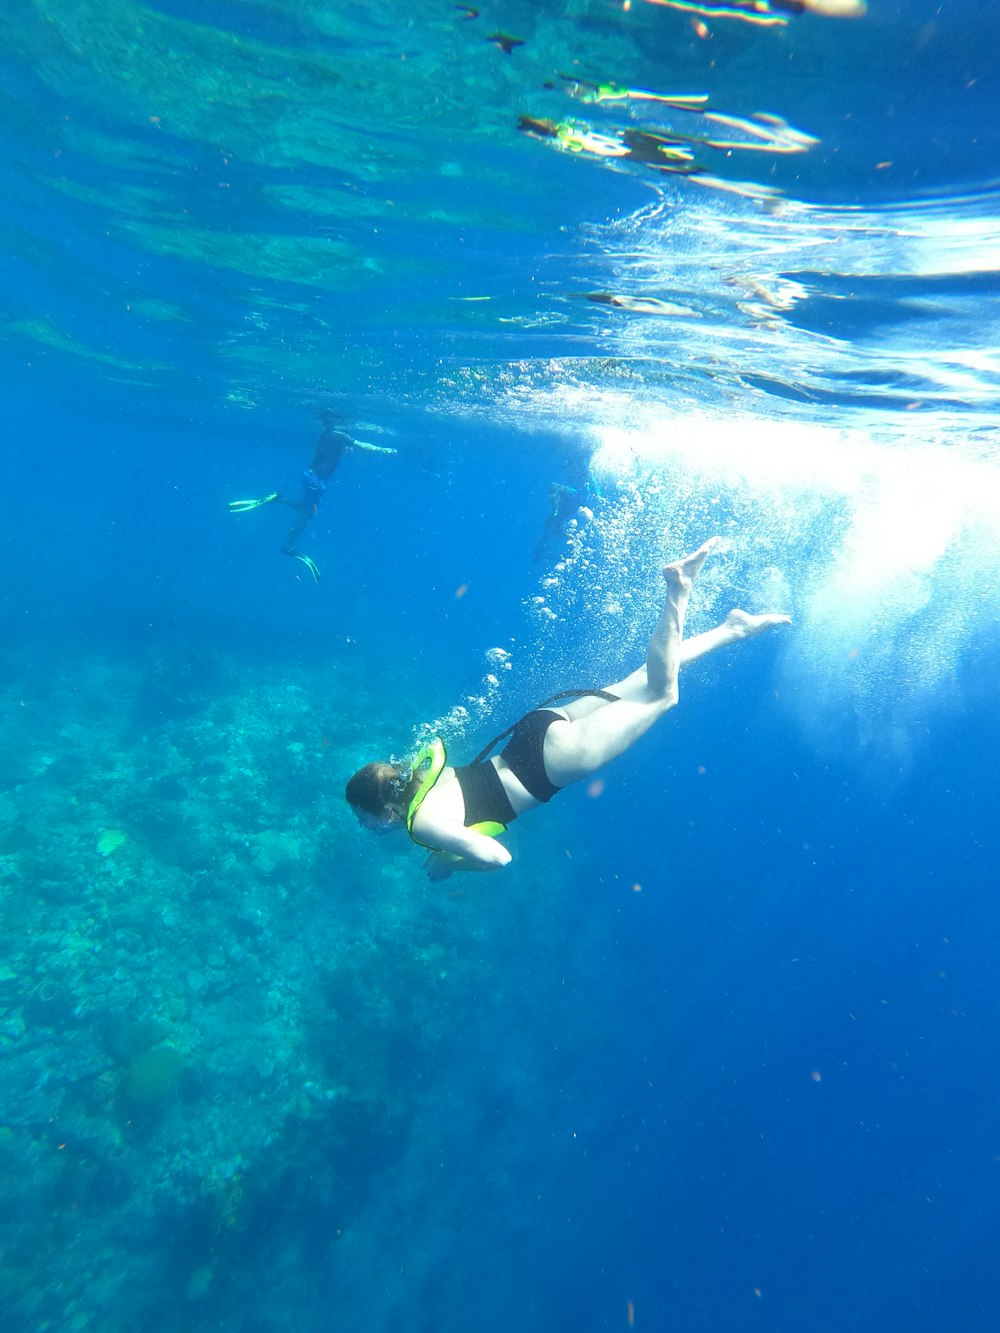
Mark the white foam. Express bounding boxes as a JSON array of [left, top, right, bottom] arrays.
[[561, 408, 1000, 762]]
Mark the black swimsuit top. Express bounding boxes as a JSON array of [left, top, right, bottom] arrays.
[[453, 759, 517, 829]]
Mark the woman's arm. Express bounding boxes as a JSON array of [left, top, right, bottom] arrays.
[[411, 813, 513, 878]]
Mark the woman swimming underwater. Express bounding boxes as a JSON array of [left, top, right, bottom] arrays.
[[346, 538, 790, 880]]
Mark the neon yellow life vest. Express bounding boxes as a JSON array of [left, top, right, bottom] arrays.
[[555, 122, 627, 158], [405, 738, 448, 838], [405, 738, 506, 850]]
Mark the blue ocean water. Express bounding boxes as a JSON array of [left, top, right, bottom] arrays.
[[2, 2, 1000, 1330]]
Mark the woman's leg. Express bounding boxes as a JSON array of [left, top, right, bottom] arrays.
[[542, 539, 717, 787], [586, 608, 792, 707]]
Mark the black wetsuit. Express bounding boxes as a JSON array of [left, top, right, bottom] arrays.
[[282, 420, 352, 553], [309, 426, 351, 484]]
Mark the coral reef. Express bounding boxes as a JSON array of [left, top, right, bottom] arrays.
[[0, 643, 583, 1332]]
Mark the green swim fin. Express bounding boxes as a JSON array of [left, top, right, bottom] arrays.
[[228, 492, 281, 513]]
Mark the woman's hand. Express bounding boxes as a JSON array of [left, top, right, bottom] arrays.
[[423, 852, 456, 882], [422, 838, 512, 880]]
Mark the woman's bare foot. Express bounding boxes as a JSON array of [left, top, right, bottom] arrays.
[[663, 536, 720, 595], [726, 608, 792, 639]]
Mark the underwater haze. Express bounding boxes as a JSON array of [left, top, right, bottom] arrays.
[[2, 1, 1000, 1330]]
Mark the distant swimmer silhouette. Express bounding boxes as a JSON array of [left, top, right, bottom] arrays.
[[346, 538, 790, 879], [533, 450, 602, 564], [228, 410, 396, 581]]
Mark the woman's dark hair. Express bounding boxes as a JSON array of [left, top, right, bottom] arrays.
[[345, 762, 399, 816]]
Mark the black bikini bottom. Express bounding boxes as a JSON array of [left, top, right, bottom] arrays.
[[499, 709, 565, 804]]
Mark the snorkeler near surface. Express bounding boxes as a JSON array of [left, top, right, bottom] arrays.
[[518, 116, 699, 174], [346, 538, 790, 879], [586, 292, 699, 317], [228, 410, 396, 582], [517, 117, 793, 202], [642, 0, 866, 24]]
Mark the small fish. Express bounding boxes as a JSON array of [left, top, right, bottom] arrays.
[[487, 31, 524, 54], [454, 4, 479, 17]]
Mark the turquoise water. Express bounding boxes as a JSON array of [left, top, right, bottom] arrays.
[[2, 2, 1000, 1330]]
